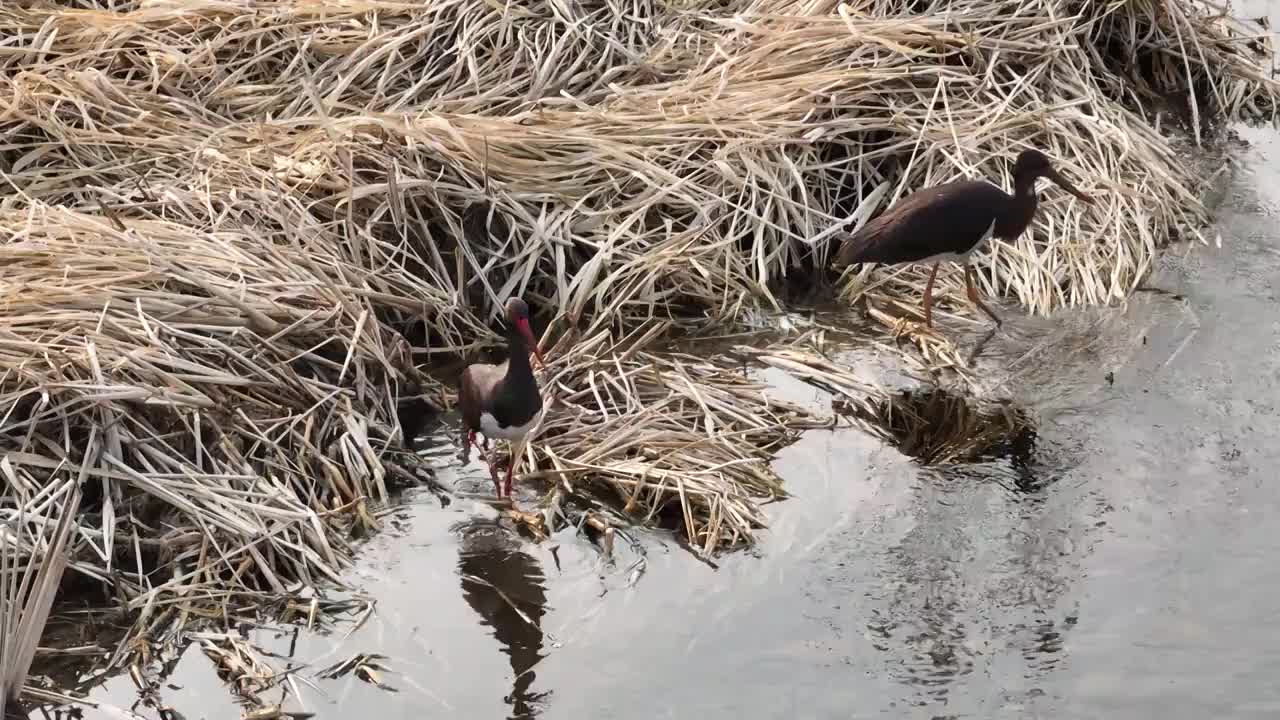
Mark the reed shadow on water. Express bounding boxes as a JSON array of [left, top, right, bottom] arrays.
[[836, 384, 1048, 495]]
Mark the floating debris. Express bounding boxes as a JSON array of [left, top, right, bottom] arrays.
[[316, 652, 398, 693]]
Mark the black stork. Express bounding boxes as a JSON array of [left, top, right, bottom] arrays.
[[459, 297, 546, 498], [834, 149, 1093, 329]]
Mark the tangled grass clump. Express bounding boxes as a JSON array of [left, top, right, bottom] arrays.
[[0, 0, 1274, 699]]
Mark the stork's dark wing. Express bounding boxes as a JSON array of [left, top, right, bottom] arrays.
[[834, 180, 1009, 266], [459, 362, 506, 429]]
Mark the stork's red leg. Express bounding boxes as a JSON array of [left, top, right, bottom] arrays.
[[503, 437, 530, 498], [964, 263, 1003, 327], [922, 261, 940, 328], [484, 445, 502, 496]]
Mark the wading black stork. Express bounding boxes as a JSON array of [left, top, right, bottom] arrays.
[[459, 297, 546, 498], [835, 149, 1093, 329]]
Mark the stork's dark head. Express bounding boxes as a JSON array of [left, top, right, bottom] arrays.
[[504, 297, 530, 322], [1013, 149, 1052, 178], [504, 297, 545, 368], [1013, 149, 1093, 204]]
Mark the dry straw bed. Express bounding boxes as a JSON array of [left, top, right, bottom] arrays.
[[0, 0, 1274, 706]]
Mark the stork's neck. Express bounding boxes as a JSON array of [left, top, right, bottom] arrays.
[[1013, 173, 1038, 200], [504, 323, 534, 380], [1008, 173, 1040, 222], [994, 173, 1040, 239]]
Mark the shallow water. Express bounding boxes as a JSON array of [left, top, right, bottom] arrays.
[[43, 127, 1280, 720]]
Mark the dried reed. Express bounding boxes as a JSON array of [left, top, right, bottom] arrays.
[[1, 477, 79, 713], [0, 0, 1273, 701]]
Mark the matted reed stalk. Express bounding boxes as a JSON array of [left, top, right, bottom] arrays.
[[517, 320, 822, 554], [0, 0, 1273, 700], [1, 476, 79, 715]]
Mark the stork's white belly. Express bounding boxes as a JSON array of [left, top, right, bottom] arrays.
[[917, 249, 972, 265], [478, 410, 542, 440]]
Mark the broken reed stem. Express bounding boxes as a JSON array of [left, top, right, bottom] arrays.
[[0, 477, 80, 713]]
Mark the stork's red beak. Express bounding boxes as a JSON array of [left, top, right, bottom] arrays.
[[1046, 167, 1093, 205], [517, 318, 545, 368]]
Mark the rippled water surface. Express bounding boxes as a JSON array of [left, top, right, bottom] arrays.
[[56, 114, 1280, 720]]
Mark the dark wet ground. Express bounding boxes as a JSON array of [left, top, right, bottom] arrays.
[[41, 114, 1280, 720]]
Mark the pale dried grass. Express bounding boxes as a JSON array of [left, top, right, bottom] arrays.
[[0, 0, 1273, 699]]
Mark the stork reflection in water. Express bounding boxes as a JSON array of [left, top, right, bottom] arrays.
[[456, 520, 550, 719]]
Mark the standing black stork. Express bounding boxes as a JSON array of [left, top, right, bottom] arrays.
[[834, 149, 1093, 329], [459, 297, 546, 498]]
